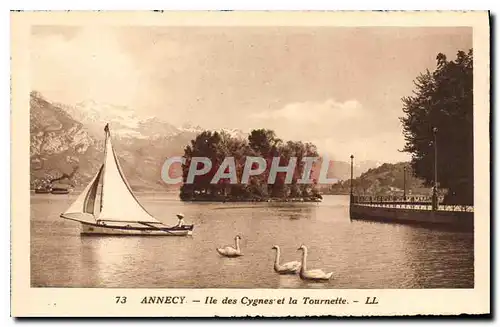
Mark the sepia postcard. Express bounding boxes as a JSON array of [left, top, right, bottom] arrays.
[[11, 11, 490, 317]]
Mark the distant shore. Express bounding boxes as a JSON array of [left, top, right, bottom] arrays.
[[180, 195, 323, 203]]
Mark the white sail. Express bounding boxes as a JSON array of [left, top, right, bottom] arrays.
[[98, 129, 160, 224], [60, 165, 103, 223]]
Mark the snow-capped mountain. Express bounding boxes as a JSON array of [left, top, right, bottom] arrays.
[[177, 123, 247, 140], [30, 91, 379, 190], [178, 123, 204, 134], [219, 128, 247, 139], [30, 92, 247, 190], [61, 100, 180, 140], [61, 100, 248, 141]]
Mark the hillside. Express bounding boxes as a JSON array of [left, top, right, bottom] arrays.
[[324, 162, 428, 196], [30, 92, 180, 191], [30, 91, 102, 189]]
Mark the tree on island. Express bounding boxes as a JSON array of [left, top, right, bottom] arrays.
[[179, 129, 321, 201], [400, 50, 473, 205]]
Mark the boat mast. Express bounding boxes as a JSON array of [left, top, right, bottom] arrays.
[[100, 124, 109, 212]]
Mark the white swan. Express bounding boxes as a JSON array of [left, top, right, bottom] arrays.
[[297, 245, 333, 281], [272, 245, 301, 274], [216, 235, 243, 257]]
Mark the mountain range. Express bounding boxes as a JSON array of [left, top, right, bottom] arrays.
[[30, 91, 380, 191]]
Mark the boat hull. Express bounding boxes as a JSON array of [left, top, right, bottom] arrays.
[[80, 222, 194, 236], [35, 189, 51, 194]]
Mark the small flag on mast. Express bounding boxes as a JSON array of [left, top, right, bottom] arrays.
[[104, 123, 109, 133]]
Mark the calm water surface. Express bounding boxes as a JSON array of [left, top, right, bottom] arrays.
[[31, 193, 473, 288]]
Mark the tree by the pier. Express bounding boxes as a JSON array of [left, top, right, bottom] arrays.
[[400, 49, 473, 205]]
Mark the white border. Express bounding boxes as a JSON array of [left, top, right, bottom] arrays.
[[4, 4, 495, 325]]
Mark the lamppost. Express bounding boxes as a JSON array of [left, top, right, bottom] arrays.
[[403, 166, 407, 201], [350, 155, 354, 202], [432, 127, 438, 211]]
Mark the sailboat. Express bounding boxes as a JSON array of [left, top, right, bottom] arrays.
[[60, 124, 194, 236]]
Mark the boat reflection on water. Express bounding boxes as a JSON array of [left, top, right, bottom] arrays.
[[80, 234, 199, 287], [79, 237, 142, 287]]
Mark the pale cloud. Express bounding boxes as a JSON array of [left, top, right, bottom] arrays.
[[311, 135, 410, 163], [250, 99, 363, 123], [31, 26, 201, 124], [31, 27, 148, 110], [247, 99, 410, 162], [30, 26, 470, 163]]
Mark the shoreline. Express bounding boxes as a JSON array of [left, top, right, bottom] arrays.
[[180, 197, 323, 203]]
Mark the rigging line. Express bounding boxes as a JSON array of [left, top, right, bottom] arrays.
[[100, 129, 108, 212]]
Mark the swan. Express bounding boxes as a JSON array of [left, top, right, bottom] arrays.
[[272, 245, 301, 274], [216, 235, 243, 257], [297, 245, 333, 281]]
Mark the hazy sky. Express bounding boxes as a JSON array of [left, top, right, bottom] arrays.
[[31, 26, 472, 162]]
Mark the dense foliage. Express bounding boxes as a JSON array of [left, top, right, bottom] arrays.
[[400, 50, 473, 205], [179, 129, 322, 201]]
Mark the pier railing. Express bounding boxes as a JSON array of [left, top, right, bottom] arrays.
[[351, 195, 473, 212]]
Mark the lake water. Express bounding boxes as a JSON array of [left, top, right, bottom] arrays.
[[31, 193, 474, 288]]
